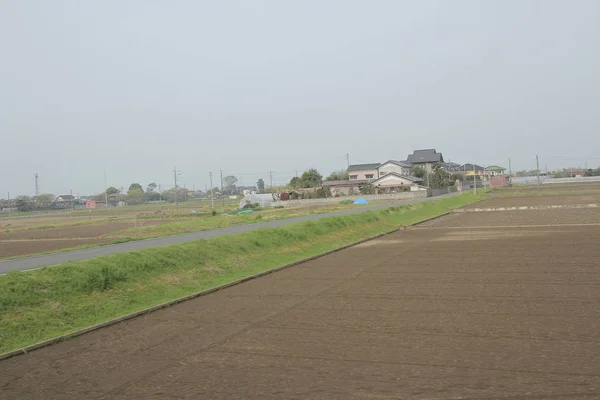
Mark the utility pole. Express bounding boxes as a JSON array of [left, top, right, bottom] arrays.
[[158, 184, 162, 201], [269, 170, 273, 188], [104, 169, 108, 208], [346, 153, 350, 168], [35, 173, 40, 196], [508, 158, 512, 184], [536, 155, 541, 195], [7, 192, 10, 218], [173, 166, 179, 213], [209, 172, 215, 210], [220, 169, 225, 208], [70, 189, 74, 210], [473, 163, 477, 194]]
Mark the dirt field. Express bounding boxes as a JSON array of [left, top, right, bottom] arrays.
[[2, 193, 600, 399], [0, 220, 166, 259], [466, 193, 600, 208]]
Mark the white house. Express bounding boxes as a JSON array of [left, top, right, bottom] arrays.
[[371, 173, 424, 193], [378, 160, 413, 177]]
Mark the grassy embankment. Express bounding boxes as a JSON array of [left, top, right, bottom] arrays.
[[0, 192, 483, 354]]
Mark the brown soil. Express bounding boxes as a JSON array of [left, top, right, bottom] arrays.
[[2, 207, 600, 398], [0, 220, 168, 259], [468, 193, 600, 208], [421, 207, 600, 228], [0, 220, 163, 241]]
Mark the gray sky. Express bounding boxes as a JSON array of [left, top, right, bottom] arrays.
[[2, 0, 599, 196]]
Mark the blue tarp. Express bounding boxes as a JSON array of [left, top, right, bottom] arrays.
[[353, 198, 368, 205]]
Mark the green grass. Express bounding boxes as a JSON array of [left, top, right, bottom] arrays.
[[0, 192, 483, 354]]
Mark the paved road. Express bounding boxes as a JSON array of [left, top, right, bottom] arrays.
[[0, 193, 457, 273]]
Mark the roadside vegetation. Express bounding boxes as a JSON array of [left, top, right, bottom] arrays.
[[0, 192, 484, 354]]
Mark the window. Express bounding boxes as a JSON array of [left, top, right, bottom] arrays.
[[365, 174, 374, 179], [349, 175, 358, 180]]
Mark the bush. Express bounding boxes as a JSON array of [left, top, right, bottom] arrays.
[[339, 199, 353, 205]]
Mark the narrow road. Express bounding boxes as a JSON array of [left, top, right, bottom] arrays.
[[0, 193, 456, 273]]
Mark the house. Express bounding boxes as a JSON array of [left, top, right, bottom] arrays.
[[441, 162, 462, 172], [459, 164, 485, 177], [407, 149, 444, 172], [322, 180, 366, 197], [485, 165, 506, 177], [567, 169, 588, 178], [371, 173, 424, 193], [55, 194, 75, 202], [85, 200, 105, 209], [378, 160, 412, 177], [347, 163, 380, 181]]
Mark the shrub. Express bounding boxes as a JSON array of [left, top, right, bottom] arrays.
[[339, 199, 353, 205]]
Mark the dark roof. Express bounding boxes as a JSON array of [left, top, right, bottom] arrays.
[[407, 149, 444, 164], [459, 163, 485, 171], [322, 179, 367, 186], [347, 163, 380, 172], [441, 162, 461, 171], [372, 172, 423, 184], [485, 165, 506, 172], [56, 195, 75, 201], [379, 160, 412, 168]]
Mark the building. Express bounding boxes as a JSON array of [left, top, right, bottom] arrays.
[[347, 163, 380, 181], [490, 175, 510, 187], [567, 169, 588, 178], [85, 200, 105, 209], [485, 165, 506, 177], [322, 180, 366, 197], [55, 194, 75, 202], [378, 160, 413, 177], [459, 164, 485, 177], [371, 173, 424, 193], [407, 149, 444, 172]]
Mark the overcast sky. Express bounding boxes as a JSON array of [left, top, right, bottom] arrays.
[[2, 0, 599, 196]]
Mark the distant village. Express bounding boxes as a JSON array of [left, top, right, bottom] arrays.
[[2, 148, 599, 212]]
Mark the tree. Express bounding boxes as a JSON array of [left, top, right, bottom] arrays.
[[147, 182, 157, 193], [106, 187, 120, 196], [299, 168, 323, 188], [257, 178, 265, 194], [413, 166, 426, 179], [128, 183, 143, 193], [288, 176, 301, 189], [33, 194, 55, 204], [326, 170, 349, 181], [429, 163, 452, 188], [359, 183, 376, 195], [223, 176, 239, 194], [15, 195, 31, 211]]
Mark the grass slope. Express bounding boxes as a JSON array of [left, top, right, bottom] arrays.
[[0, 192, 483, 354]]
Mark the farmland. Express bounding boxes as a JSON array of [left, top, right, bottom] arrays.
[[1, 186, 599, 398], [0, 198, 399, 259]]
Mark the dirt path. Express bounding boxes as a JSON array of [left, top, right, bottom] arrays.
[[2, 206, 600, 399]]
